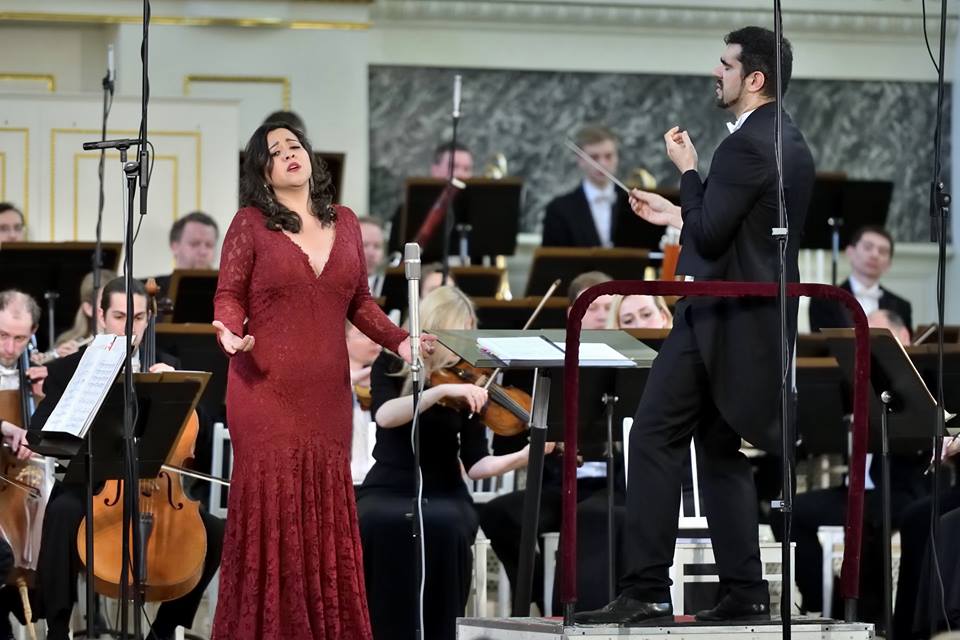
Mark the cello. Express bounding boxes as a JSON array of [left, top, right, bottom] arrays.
[[76, 279, 207, 602], [0, 344, 55, 640]]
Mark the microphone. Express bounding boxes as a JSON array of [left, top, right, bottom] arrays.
[[104, 44, 116, 93], [82, 138, 140, 151], [452, 74, 462, 119], [404, 242, 422, 382]]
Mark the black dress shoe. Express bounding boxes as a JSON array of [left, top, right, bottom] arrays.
[[695, 594, 770, 622], [575, 595, 673, 625]]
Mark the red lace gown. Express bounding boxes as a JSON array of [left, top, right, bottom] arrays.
[[211, 206, 408, 640]]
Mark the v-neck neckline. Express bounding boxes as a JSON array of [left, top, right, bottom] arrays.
[[282, 223, 338, 280]]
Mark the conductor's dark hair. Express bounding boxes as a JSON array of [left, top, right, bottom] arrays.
[[849, 225, 895, 258], [100, 277, 147, 313], [169, 211, 218, 244], [0, 202, 24, 223], [433, 140, 471, 165], [240, 122, 335, 233], [263, 110, 306, 135], [724, 26, 793, 98]]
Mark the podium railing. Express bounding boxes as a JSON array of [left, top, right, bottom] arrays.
[[562, 281, 870, 621]]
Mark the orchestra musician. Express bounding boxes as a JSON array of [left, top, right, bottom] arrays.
[[30, 277, 225, 640], [348, 320, 382, 485], [358, 216, 387, 296], [0, 204, 26, 243], [0, 290, 47, 639], [43, 269, 117, 361], [152, 211, 220, 295], [357, 285, 547, 640]]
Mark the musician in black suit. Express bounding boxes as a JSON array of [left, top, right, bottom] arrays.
[[150, 210, 220, 296], [542, 125, 629, 249], [578, 26, 815, 624], [29, 277, 224, 640], [808, 225, 912, 336]]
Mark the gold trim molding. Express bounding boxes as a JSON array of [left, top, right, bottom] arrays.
[[0, 11, 369, 31], [184, 75, 291, 111], [50, 128, 201, 240], [0, 73, 55, 92], [0, 128, 30, 222]]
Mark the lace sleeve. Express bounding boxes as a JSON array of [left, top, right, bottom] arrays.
[[214, 209, 257, 338], [343, 209, 408, 352]]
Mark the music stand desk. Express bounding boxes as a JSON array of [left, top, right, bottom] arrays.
[[433, 328, 654, 616], [525, 247, 650, 297], [166, 269, 219, 324]]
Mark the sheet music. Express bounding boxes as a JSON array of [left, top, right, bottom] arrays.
[[477, 336, 564, 363], [42, 334, 126, 438], [553, 341, 636, 367]]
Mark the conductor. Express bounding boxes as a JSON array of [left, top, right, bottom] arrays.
[[577, 26, 815, 624]]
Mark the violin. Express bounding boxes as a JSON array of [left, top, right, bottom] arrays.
[[430, 360, 532, 437], [0, 344, 54, 640], [77, 278, 207, 601]]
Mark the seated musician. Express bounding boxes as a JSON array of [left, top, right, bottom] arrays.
[[0, 203, 26, 243], [29, 277, 224, 640], [387, 141, 475, 254], [773, 308, 927, 621], [357, 286, 541, 640], [607, 294, 673, 329], [0, 290, 47, 639], [478, 270, 627, 615], [809, 225, 913, 335], [348, 320, 382, 485], [358, 216, 387, 296], [421, 262, 456, 299], [40, 269, 117, 362], [542, 125, 627, 249], [152, 211, 220, 295]]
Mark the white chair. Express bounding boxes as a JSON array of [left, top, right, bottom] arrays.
[[209, 421, 233, 519], [622, 417, 798, 615]]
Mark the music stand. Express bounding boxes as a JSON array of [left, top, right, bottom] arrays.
[[378, 265, 506, 312], [524, 247, 650, 297], [824, 328, 955, 637], [432, 328, 655, 616], [795, 357, 849, 456], [0, 242, 122, 350], [400, 177, 523, 262], [166, 269, 218, 323], [155, 323, 227, 421], [801, 177, 893, 285]]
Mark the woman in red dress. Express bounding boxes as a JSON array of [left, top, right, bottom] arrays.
[[211, 122, 420, 639]]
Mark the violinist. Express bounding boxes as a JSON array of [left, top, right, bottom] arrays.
[[347, 320, 382, 485], [30, 277, 225, 640], [0, 290, 45, 639], [357, 285, 544, 640]]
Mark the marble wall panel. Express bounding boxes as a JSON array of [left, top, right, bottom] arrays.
[[369, 65, 951, 243]]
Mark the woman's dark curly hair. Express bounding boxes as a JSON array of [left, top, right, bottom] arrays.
[[240, 121, 336, 232]]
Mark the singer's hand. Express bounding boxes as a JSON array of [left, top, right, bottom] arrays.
[[397, 334, 437, 364], [212, 320, 255, 355]]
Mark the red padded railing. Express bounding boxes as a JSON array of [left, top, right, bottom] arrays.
[[562, 281, 869, 611]]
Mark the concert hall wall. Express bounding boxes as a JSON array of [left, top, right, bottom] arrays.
[[368, 65, 951, 244]]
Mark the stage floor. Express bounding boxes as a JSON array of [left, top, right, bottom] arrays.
[[457, 617, 875, 639]]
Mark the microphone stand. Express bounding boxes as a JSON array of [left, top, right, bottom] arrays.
[[925, 0, 950, 635], [81, 54, 115, 640], [772, 2, 795, 637], [440, 75, 461, 286], [405, 243, 425, 640]]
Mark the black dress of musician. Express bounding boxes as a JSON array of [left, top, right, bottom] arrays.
[[579, 27, 815, 624], [357, 286, 533, 640], [29, 278, 224, 640]]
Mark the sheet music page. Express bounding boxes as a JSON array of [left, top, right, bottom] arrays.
[[476, 337, 564, 363], [553, 342, 636, 367], [42, 334, 126, 437]]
